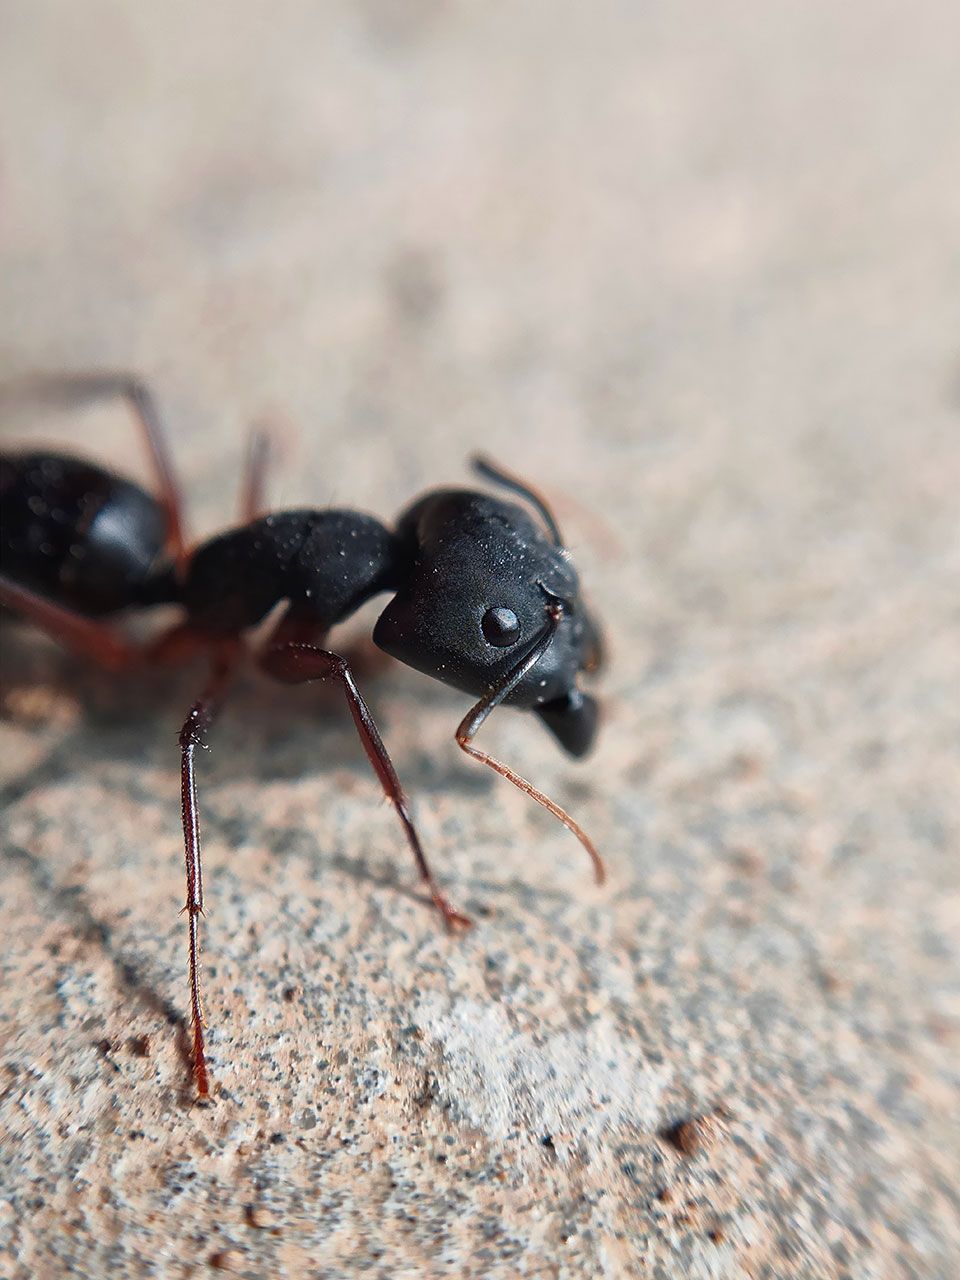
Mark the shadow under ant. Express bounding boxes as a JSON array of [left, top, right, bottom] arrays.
[[3, 636, 575, 916], [1, 625, 554, 922], [2, 839, 196, 1095], [1, 623, 496, 793], [2, 635, 585, 1102]]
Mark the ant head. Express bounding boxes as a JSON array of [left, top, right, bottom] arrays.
[[373, 481, 602, 757]]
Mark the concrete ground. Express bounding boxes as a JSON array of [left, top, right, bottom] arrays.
[[1, 3, 959, 1277]]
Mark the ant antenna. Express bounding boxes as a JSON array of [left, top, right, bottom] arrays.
[[472, 454, 564, 547], [455, 602, 605, 884]]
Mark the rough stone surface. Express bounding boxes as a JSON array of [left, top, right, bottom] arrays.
[[2, 4, 959, 1278]]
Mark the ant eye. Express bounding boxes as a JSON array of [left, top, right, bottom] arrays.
[[481, 606, 521, 647]]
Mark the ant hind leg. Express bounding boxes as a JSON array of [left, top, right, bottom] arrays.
[[0, 576, 219, 674], [0, 574, 141, 671], [239, 425, 272, 523]]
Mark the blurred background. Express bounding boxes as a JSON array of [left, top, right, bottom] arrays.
[[2, 3, 959, 1277]]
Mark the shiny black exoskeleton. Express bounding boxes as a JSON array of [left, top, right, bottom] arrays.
[[1, 450, 171, 614], [182, 490, 602, 755], [0, 373, 605, 1098]]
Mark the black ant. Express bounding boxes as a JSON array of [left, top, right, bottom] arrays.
[[0, 373, 605, 1098]]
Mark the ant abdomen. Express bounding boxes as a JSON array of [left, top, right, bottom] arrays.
[[0, 450, 173, 616]]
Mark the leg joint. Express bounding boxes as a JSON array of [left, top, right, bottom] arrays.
[[179, 703, 210, 749]]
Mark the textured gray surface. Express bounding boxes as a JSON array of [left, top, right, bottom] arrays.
[[2, 3, 960, 1277]]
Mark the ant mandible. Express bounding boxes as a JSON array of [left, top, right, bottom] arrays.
[[0, 373, 605, 1098]]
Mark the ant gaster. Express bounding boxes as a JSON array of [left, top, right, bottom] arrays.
[[0, 374, 605, 1098]]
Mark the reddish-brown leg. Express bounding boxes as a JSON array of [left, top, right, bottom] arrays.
[[259, 630, 471, 931], [0, 574, 142, 671], [0, 568, 241, 1095], [177, 641, 242, 1098], [0, 371, 189, 568], [0, 576, 216, 675], [453, 604, 606, 886], [239, 425, 271, 522]]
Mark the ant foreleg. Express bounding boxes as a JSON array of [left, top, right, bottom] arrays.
[[177, 640, 242, 1098], [259, 636, 472, 932]]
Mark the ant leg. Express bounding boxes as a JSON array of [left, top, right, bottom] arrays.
[[177, 640, 242, 1098], [259, 637, 472, 931], [2, 572, 233, 1095], [0, 372, 188, 566], [239, 425, 271, 522], [107, 375, 187, 564], [0, 576, 212, 673], [0, 574, 140, 671]]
